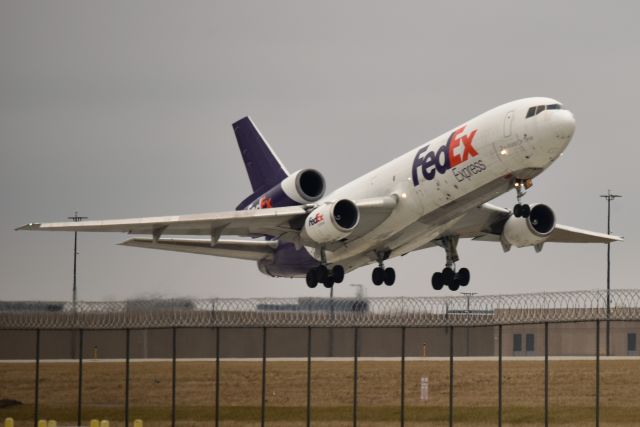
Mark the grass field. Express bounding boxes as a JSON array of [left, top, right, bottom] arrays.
[[1, 359, 639, 426]]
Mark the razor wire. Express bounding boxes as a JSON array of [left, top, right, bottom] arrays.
[[1, 289, 640, 330]]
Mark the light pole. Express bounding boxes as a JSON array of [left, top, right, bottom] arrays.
[[68, 212, 87, 359], [600, 190, 621, 356], [68, 212, 88, 310], [461, 292, 477, 356]]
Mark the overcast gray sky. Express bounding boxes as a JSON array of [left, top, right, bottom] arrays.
[[0, 1, 637, 301]]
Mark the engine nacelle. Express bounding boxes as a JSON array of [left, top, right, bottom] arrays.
[[303, 199, 360, 244], [281, 169, 326, 203], [244, 168, 325, 210], [502, 204, 556, 248]]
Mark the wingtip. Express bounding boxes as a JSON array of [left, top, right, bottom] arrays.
[[15, 223, 41, 231]]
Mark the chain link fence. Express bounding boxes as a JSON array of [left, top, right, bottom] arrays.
[[1, 289, 639, 329]]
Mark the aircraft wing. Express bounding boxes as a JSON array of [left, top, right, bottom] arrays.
[[17, 205, 310, 241], [17, 196, 398, 247], [449, 203, 622, 244], [120, 238, 278, 261]]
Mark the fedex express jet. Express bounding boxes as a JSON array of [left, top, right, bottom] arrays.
[[19, 97, 622, 291]]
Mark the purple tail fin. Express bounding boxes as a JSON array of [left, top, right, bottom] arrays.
[[233, 117, 289, 209]]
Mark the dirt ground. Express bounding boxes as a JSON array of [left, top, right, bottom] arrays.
[[1, 359, 639, 426]]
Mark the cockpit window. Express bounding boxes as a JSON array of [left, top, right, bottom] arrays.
[[526, 103, 563, 118]]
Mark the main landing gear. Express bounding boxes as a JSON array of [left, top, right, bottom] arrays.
[[306, 265, 344, 289], [371, 252, 395, 286], [431, 236, 470, 291], [513, 178, 533, 218]]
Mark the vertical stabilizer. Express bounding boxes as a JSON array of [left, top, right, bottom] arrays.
[[233, 117, 289, 209]]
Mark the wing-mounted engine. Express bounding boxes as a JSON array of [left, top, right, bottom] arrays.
[[245, 169, 326, 210], [502, 204, 556, 249], [302, 199, 360, 244]]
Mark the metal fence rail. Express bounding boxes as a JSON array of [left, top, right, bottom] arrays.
[[1, 289, 640, 330]]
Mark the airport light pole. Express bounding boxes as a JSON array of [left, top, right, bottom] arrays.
[[600, 190, 621, 357], [461, 292, 477, 356], [68, 212, 88, 310]]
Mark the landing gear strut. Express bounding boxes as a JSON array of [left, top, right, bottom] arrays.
[[431, 236, 470, 291], [372, 252, 395, 286], [513, 178, 533, 218]]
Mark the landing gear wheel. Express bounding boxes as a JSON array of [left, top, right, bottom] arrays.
[[449, 278, 460, 291], [306, 269, 318, 288], [372, 267, 385, 286], [442, 267, 455, 286], [332, 265, 345, 284], [513, 204, 522, 218], [383, 268, 396, 286], [316, 265, 329, 283], [457, 267, 470, 287], [323, 277, 335, 288], [521, 204, 530, 218], [431, 272, 444, 290]]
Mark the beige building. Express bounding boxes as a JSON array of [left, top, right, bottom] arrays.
[[0, 322, 637, 359]]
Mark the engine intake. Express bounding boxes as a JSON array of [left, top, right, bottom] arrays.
[[303, 199, 360, 244], [242, 168, 326, 210], [284, 168, 325, 203], [502, 204, 556, 248]]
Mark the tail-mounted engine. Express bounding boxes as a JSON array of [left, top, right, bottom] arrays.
[[303, 199, 360, 244], [502, 204, 556, 248], [246, 169, 325, 209]]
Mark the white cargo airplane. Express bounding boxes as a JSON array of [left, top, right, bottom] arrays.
[[19, 97, 622, 290]]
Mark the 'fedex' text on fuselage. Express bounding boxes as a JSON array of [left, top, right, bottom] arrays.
[[411, 125, 485, 186]]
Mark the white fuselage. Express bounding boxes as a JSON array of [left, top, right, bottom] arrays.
[[306, 97, 576, 272]]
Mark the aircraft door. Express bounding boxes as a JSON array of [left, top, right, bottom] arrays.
[[504, 111, 514, 137]]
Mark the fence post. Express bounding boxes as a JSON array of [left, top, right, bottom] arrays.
[[171, 327, 176, 427], [215, 327, 220, 427], [261, 327, 267, 427], [34, 329, 40, 427], [449, 326, 454, 427], [125, 329, 130, 427], [306, 326, 312, 427], [596, 319, 600, 427], [400, 326, 406, 427], [544, 322, 549, 427], [353, 327, 358, 427], [77, 329, 83, 427], [498, 325, 502, 427]]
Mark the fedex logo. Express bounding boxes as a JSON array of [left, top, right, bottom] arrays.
[[412, 125, 482, 186], [308, 212, 324, 226]]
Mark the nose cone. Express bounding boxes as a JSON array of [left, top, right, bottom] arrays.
[[552, 109, 576, 138], [542, 109, 575, 159]]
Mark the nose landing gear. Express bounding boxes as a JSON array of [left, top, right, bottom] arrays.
[[513, 178, 533, 218], [431, 236, 470, 291]]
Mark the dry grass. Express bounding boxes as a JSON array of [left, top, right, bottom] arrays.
[[1, 359, 639, 425]]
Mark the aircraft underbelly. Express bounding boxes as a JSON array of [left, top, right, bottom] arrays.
[[332, 171, 513, 271]]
